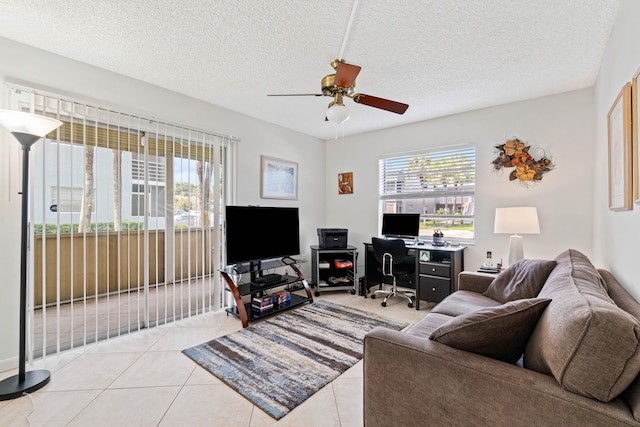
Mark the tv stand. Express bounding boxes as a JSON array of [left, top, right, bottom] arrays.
[[221, 258, 313, 328]]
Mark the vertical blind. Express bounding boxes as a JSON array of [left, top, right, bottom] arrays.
[[6, 83, 237, 361]]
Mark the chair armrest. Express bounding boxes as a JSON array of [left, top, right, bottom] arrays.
[[457, 270, 495, 293]]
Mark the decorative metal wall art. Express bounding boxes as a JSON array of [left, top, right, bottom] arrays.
[[491, 138, 554, 186]]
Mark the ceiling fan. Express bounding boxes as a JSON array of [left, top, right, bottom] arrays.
[[268, 59, 409, 124]]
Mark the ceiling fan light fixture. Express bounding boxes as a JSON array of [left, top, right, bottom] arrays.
[[326, 103, 350, 124]]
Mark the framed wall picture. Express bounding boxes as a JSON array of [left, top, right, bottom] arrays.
[[633, 67, 640, 203], [607, 82, 632, 211], [338, 172, 353, 194], [260, 155, 298, 200]]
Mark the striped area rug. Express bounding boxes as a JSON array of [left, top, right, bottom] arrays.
[[182, 300, 408, 420]]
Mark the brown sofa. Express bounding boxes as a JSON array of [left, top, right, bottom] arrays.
[[363, 249, 640, 426]]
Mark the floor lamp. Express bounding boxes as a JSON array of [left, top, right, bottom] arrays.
[[494, 207, 540, 266], [0, 110, 62, 400]]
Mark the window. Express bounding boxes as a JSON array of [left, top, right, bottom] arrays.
[[379, 146, 475, 241], [51, 186, 91, 213], [130, 154, 166, 218]]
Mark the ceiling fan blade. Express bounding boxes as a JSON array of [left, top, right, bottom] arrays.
[[352, 93, 409, 114], [334, 62, 361, 88], [268, 93, 324, 96]]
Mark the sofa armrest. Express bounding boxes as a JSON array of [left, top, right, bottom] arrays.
[[457, 270, 495, 293], [363, 327, 636, 427]]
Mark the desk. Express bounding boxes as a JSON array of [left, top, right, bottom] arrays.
[[363, 242, 465, 310]]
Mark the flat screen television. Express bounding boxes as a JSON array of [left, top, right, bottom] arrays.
[[381, 213, 420, 238], [225, 205, 300, 266]]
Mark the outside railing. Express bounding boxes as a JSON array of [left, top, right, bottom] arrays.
[[33, 228, 214, 306]]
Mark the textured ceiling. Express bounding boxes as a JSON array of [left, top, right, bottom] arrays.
[[0, 0, 621, 140]]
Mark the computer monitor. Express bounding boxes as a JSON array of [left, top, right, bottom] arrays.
[[381, 213, 420, 238]]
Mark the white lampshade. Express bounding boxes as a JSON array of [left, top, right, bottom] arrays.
[[494, 207, 540, 234], [0, 110, 63, 147], [494, 207, 540, 265], [326, 103, 350, 124]]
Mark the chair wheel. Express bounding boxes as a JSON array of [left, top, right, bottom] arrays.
[[411, 295, 416, 301], [350, 289, 356, 295], [381, 301, 386, 307], [314, 291, 320, 297], [408, 302, 413, 308], [371, 294, 376, 299]]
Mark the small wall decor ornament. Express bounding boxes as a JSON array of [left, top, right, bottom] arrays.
[[491, 138, 554, 185], [338, 172, 353, 194]]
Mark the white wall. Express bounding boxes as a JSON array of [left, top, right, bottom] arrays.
[[325, 88, 596, 275], [593, 0, 640, 301], [0, 37, 325, 368]]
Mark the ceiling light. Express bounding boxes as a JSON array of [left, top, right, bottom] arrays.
[[326, 94, 350, 124]]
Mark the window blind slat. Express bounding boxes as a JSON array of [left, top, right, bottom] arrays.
[[380, 147, 476, 196]]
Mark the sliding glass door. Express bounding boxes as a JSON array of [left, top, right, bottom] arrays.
[[6, 84, 235, 359]]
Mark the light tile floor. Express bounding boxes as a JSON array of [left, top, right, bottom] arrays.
[[0, 290, 431, 427]]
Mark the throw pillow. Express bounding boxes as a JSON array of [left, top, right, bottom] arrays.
[[483, 259, 557, 303], [429, 298, 551, 363]]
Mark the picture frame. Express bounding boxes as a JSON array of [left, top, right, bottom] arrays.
[[633, 67, 640, 203], [338, 172, 353, 194], [607, 83, 632, 211], [260, 155, 298, 200]]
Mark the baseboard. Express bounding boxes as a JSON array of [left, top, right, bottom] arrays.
[[0, 356, 18, 374]]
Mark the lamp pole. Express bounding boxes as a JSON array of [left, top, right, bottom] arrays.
[[0, 111, 62, 400], [18, 141, 32, 383]]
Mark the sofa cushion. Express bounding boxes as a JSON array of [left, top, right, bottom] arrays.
[[430, 290, 501, 317], [429, 298, 551, 363], [524, 249, 640, 402], [483, 259, 557, 303], [405, 312, 453, 338]]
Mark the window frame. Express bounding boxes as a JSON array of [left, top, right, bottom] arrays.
[[378, 145, 476, 243]]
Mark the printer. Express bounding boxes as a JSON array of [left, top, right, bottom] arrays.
[[317, 228, 348, 249]]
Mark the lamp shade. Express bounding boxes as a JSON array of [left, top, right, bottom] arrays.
[[0, 110, 62, 137], [494, 207, 540, 234], [0, 110, 62, 148], [326, 104, 350, 124]]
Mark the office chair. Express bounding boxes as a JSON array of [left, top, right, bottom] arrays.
[[370, 237, 416, 308]]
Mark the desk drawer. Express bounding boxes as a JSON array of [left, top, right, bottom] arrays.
[[419, 262, 451, 278], [419, 275, 450, 302]]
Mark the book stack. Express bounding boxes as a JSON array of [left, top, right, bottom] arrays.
[[252, 295, 274, 316], [272, 290, 291, 309]]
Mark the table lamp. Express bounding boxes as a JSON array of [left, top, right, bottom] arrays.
[[494, 207, 540, 266], [0, 110, 63, 400]]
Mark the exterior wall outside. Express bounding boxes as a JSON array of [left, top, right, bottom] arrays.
[[32, 141, 167, 229]]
